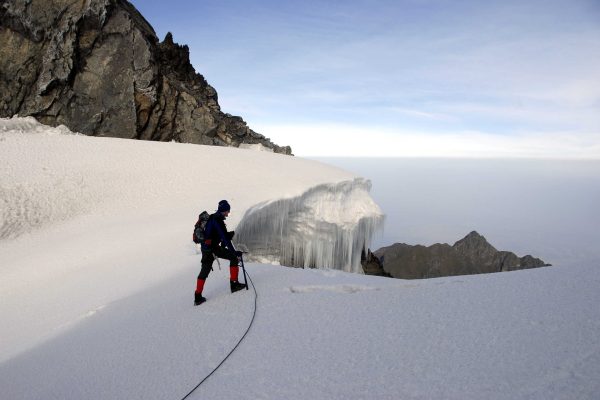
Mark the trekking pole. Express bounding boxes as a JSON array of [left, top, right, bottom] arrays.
[[238, 252, 249, 290]]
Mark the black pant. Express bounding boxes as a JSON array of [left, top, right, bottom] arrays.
[[198, 246, 239, 280]]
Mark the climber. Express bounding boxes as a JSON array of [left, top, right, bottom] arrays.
[[194, 200, 246, 305]]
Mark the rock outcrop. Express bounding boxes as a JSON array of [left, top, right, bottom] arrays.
[[361, 248, 391, 277], [0, 0, 291, 154], [373, 231, 549, 279]]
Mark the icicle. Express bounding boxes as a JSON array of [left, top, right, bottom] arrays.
[[235, 178, 384, 273]]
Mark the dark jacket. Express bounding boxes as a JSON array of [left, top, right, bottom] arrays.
[[203, 212, 235, 252]]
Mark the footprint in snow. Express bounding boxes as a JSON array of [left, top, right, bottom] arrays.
[[288, 284, 379, 294], [83, 305, 106, 318]]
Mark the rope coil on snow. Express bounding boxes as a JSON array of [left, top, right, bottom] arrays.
[[180, 271, 257, 400]]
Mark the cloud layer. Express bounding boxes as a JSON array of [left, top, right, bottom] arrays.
[[132, 0, 600, 157]]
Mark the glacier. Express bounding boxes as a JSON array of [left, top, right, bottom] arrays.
[[234, 178, 384, 273]]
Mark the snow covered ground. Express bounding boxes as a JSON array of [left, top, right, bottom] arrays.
[[1, 117, 599, 399]]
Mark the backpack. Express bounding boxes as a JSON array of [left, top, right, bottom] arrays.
[[192, 211, 210, 244]]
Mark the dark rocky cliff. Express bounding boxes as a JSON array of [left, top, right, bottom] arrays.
[[0, 0, 292, 154], [370, 231, 549, 279]]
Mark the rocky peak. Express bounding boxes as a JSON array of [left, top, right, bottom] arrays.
[[158, 32, 202, 86], [453, 231, 494, 249], [0, 0, 292, 154], [453, 231, 498, 263], [372, 231, 550, 279]]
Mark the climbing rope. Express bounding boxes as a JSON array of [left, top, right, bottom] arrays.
[[179, 269, 257, 400]]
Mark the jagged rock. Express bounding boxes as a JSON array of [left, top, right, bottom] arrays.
[[374, 231, 550, 279], [361, 248, 391, 277], [0, 0, 292, 154], [453, 231, 498, 266]]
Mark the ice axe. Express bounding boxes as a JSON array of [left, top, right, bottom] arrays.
[[235, 250, 249, 290]]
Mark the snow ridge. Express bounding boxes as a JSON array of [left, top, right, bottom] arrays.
[[235, 178, 384, 273]]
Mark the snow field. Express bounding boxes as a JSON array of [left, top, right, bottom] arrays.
[[2, 263, 599, 399], [1, 117, 599, 399], [0, 116, 364, 362]]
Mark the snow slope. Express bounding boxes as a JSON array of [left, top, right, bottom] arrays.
[[1, 117, 599, 399], [0, 117, 380, 363]]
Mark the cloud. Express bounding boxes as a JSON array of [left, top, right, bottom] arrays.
[[385, 107, 456, 121], [134, 0, 600, 156], [257, 123, 600, 159], [438, 100, 599, 132]]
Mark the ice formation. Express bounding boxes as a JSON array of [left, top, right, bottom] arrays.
[[235, 178, 384, 273]]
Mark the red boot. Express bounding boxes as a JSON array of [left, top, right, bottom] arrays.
[[195, 279, 206, 306]]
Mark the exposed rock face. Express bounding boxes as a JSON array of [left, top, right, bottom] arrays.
[[361, 248, 391, 277], [374, 231, 549, 279], [0, 0, 292, 154]]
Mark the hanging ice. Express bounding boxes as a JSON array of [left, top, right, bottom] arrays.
[[235, 178, 384, 273]]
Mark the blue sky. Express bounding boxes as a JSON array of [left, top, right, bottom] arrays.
[[131, 0, 600, 157]]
